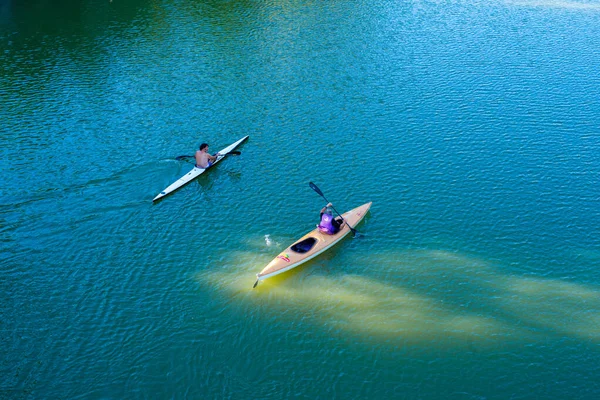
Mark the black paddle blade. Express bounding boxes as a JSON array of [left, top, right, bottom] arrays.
[[253, 279, 259, 288], [177, 151, 240, 161], [309, 182, 324, 197]]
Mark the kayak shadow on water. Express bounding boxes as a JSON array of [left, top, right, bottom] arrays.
[[200, 247, 600, 350], [192, 167, 242, 191], [194, 174, 215, 191], [210, 167, 243, 180]]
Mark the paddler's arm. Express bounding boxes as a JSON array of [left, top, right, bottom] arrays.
[[208, 153, 219, 162], [320, 203, 333, 215]]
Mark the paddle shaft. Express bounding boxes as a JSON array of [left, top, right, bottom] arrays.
[[176, 151, 240, 161]]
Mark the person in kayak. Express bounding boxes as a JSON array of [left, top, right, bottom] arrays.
[[195, 143, 220, 169], [318, 203, 345, 235]]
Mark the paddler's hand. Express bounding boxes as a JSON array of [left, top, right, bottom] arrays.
[[327, 202, 332, 207]]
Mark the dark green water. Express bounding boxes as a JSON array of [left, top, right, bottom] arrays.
[[2, 0, 600, 398]]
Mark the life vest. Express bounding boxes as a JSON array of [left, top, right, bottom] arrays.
[[318, 212, 337, 234]]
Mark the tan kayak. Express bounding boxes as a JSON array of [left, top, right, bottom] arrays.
[[253, 202, 372, 287]]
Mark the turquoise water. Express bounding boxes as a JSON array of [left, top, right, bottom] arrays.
[[2, 0, 600, 398]]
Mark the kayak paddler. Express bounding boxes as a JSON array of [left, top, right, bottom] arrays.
[[195, 143, 220, 169], [318, 202, 345, 235]]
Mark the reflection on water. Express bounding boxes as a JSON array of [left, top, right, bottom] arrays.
[[199, 248, 600, 346]]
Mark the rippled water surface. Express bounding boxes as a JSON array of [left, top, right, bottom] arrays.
[[2, 0, 600, 398]]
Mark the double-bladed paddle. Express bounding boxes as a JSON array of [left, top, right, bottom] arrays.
[[309, 182, 358, 237], [175, 151, 241, 161]]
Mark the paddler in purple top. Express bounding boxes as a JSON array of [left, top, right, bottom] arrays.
[[318, 202, 345, 234]]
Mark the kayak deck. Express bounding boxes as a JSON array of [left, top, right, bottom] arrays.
[[153, 135, 249, 202], [254, 202, 372, 286]]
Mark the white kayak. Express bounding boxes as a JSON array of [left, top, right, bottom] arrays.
[[153, 135, 249, 202], [253, 202, 372, 287]]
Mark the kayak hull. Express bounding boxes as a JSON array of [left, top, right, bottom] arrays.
[[153, 135, 249, 202], [255, 202, 372, 283]]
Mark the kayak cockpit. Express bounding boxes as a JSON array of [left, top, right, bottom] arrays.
[[290, 237, 317, 254]]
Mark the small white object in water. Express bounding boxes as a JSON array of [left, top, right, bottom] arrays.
[[265, 234, 273, 246]]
